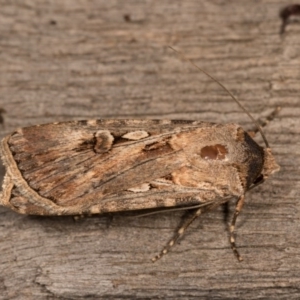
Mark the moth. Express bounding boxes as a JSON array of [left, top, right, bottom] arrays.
[[0, 53, 280, 262]]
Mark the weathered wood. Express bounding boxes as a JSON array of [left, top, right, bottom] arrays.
[[0, 0, 299, 299]]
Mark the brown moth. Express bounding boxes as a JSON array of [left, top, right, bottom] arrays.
[[0, 54, 280, 262]]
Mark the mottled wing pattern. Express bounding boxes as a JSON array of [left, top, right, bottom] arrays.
[[0, 120, 248, 215]]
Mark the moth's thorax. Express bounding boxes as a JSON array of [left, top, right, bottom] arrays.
[[169, 124, 271, 193]]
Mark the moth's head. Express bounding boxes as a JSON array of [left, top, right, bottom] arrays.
[[239, 129, 279, 190], [261, 148, 280, 180]]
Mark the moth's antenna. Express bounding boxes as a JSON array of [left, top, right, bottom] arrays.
[[169, 46, 269, 148]]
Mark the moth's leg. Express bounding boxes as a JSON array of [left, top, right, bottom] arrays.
[[229, 195, 245, 262], [73, 213, 114, 228], [248, 107, 281, 136], [104, 213, 114, 229], [152, 207, 202, 262], [0, 107, 5, 127], [248, 174, 265, 191], [73, 214, 91, 222], [222, 202, 230, 224]]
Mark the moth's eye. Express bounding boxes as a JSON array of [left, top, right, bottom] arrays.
[[200, 144, 227, 160]]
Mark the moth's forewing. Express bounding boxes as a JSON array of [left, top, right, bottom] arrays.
[[0, 120, 272, 215]]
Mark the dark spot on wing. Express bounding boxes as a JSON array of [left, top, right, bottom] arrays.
[[200, 144, 228, 160]]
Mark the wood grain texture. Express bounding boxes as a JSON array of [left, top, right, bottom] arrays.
[[0, 0, 299, 299]]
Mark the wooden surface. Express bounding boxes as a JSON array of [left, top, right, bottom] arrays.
[[0, 0, 299, 299]]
